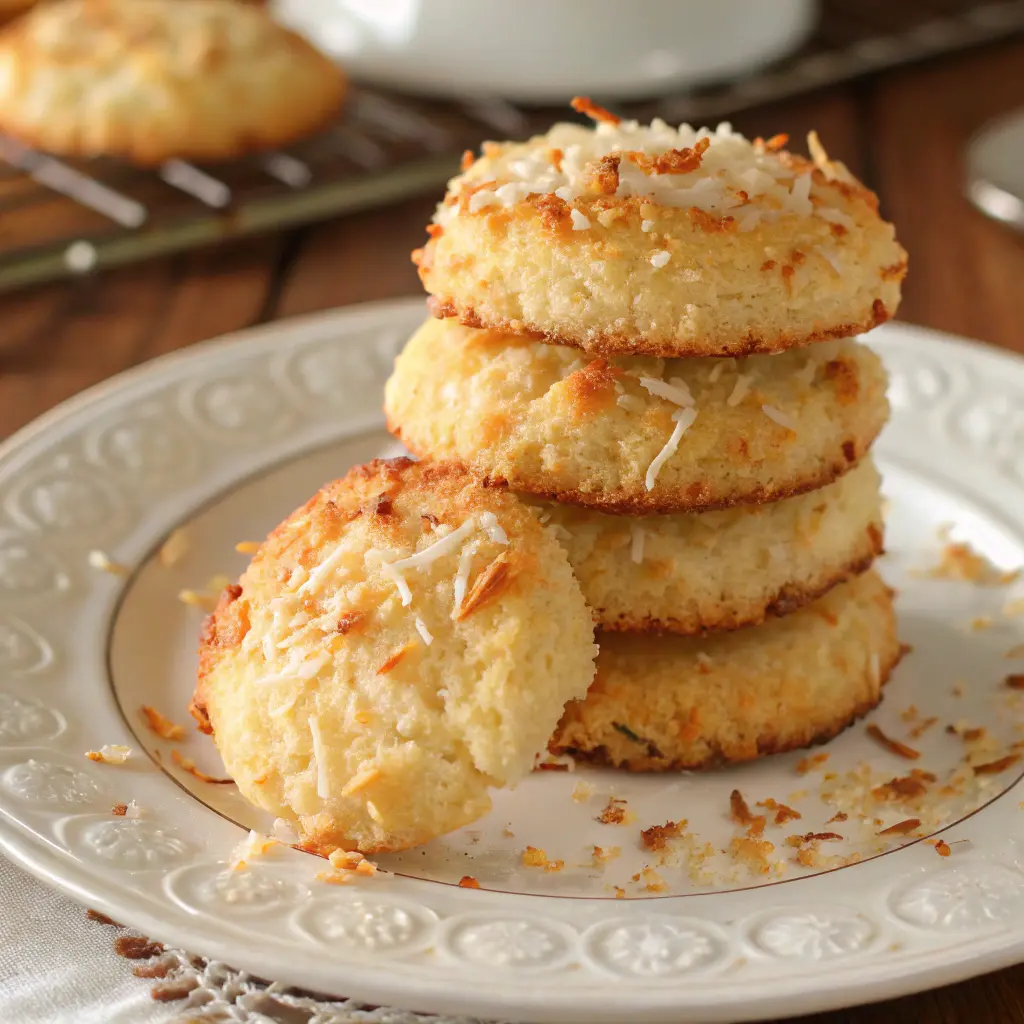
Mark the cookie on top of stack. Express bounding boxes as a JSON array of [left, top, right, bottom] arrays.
[[386, 98, 906, 771]]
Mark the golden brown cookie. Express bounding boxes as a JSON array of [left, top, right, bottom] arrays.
[[385, 318, 889, 514], [537, 458, 884, 634], [550, 570, 899, 771], [416, 105, 906, 357], [193, 458, 596, 855]]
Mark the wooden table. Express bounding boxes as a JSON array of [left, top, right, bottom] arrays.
[[3, 37, 1023, 1024]]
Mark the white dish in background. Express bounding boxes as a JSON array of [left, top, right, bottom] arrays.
[[0, 299, 1023, 1023], [272, 0, 817, 104]]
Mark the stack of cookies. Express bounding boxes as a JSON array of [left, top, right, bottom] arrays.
[[386, 101, 907, 772]]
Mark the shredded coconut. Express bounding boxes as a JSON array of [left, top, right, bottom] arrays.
[[157, 528, 190, 569], [88, 549, 129, 576], [641, 219, 654, 232], [630, 525, 645, 564], [708, 362, 726, 383], [638, 375, 694, 407], [645, 407, 698, 490], [570, 209, 591, 230], [379, 561, 413, 607], [414, 617, 434, 646], [726, 374, 753, 407], [85, 744, 131, 765], [762, 404, 798, 432], [815, 245, 843, 276], [446, 120, 854, 236], [391, 518, 477, 571], [650, 250, 671, 268], [478, 511, 509, 545], [309, 717, 329, 799], [452, 541, 475, 619], [617, 393, 646, 412], [295, 545, 348, 596]]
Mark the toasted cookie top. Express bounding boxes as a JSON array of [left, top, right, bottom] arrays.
[[193, 458, 596, 854], [415, 101, 906, 357]]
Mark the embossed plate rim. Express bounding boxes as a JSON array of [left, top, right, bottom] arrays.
[[0, 300, 1023, 1024]]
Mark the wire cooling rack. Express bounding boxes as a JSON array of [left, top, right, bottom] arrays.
[[0, 0, 1021, 293]]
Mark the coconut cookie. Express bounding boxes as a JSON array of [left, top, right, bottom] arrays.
[[191, 458, 596, 855], [549, 571, 899, 772], [538, 458, 883, 634], [415, 101, 906, 358], [385, 318, 889, 514], [0, 0, 346, 165]]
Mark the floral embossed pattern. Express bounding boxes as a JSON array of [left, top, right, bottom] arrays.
[[891, 864, 1024, 930]]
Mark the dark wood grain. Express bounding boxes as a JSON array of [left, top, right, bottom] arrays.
[[1, 38, 1023, 1024]]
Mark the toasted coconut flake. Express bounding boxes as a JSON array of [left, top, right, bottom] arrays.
[[88, 549, 130, 576], [521, 846, 563, 871], [457, 551, 513, 621], [591, 845, 621, 865], [920, 542, 1020, 584], [796, 752, 830, 775], [640, 820, 683, 851], [366, 800, 384, 824], [234, 541, 261, 555], [972, 754, 1021, 775], [866, 723, 921, 760], [316, 870, 356, 886], [178, 589, 218, 611], [170, 749, 234, 784], [877, 818, 921, 836], [157, 528, 190, 568], [909, 716, 939, 739], [85, 744, 131, 765], [596, 797, 633, 825], [341, 766, 381, 797], [570, 95, 621, 124], [140, 705, 185, 741], [231, 829, 277, 870], [111, 803, 128, 816], [377, 642, 416, 674]]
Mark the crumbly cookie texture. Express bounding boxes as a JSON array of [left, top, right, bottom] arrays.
[[536, 458, 884, 634], [551, 571, 899, 771], [0, 0, 346, 164], [385, 317, 890, 514], [192, 458, 596, 855], [415, 104, 905, 357]]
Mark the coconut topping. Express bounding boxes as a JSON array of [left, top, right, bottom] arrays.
[[442, 106, 851, 234], [644, 407, 698, 490]]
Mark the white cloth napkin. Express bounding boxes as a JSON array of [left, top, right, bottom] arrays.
[[0, 857, 176, 1024], [0, 855, 486, 1024]]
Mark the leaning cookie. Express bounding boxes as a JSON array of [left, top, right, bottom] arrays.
[[385, 318, 889, 514], [0, 0, 346, 164], [415, 99, 906, 358], [191, 458, 596, 855], [538, 458, 883, 634], [549, 571, 899, 772]]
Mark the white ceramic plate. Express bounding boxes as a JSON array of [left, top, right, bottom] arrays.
[[1, 299, 1023, 1024]]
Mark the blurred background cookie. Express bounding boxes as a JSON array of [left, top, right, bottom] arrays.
[[0, 0, 346, 164]]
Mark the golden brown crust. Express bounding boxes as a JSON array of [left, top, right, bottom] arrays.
[[391, 425, 873, 515], [598, 546, 879, 635], [549, 572, 900, 771], [557, 689, 885, 772], [425, 295, 893, 360]]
